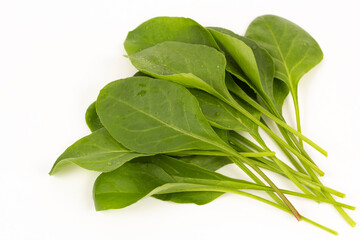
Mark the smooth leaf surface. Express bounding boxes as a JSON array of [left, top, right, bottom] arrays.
[[213, 128, 230, 143], [85, 103, 230, 158], [208, 27, 277, 109], [85, 101, 103, 132], [94, 155, 258, 210], [245, 15, 323, 98], [93, 156, 225, 210], [190, 89, 260, 135], [124, 16, 218, 55], [129, 41, 231, 100], [178, 155, 232, 171], [85, 72, 147, 133], [273, 78, 290, 113], [49, 128, 146, 174], [96, 76, 228, 154]]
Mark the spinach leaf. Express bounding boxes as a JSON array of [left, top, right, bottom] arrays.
[[93, 155, 266, 210], [128, 41, 231, 101], [245, 15, 323, 128], [178, 155, 232, 171], [213, 128, 230, 143], [207, 27, 278, 112], [96, 76, 229, 154], [85, 101, 103, 132], [124, 16, 218, 55], [273, 78, 290, 114], [49, 128, 147, 174], [84, 101, 235, 159], [190, 88, 260, 136]]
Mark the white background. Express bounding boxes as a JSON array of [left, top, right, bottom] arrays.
[[1, 0, 359, 239]]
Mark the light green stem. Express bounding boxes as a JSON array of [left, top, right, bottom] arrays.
[[156, 183, 337, 234], [223, 97, 324, 176], [227, 80, 326, 156], [293, 95, 303, 147], [228, 154, 302, 221]]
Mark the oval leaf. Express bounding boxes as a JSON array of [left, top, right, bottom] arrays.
[[49, 128, 146, 174], [94, 155, 242, 210], [190, 89, 260, 135], [245, 15, 323, 97], [124, 16, 218, 54], [96, 76, 227, 154], [128, 41, 231, 101], [85, 101, 103, 132], [208, 27, 276, 108]]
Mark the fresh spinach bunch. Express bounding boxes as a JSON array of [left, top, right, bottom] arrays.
[[50, 15, 356, 235]]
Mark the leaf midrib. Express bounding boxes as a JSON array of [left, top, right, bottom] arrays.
[[262, 19, 295, 95], [108, 95, 227, 153]]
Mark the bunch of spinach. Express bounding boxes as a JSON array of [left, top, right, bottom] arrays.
[[50, 15, 356, 234]]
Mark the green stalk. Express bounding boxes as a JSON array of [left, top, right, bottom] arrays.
[[293, 95, 303, 147], [155, 183, 337, 234], [230, 133, 345, 198], [222, 96, 324, 176], [251, 133, 313, 196], [229, 139, 314, 182], [266, 102, 356, 227], [226, 79, 326, 156], [228, 154, 302, 221], [169, 150, 275, 157], [227, 156, 285, 207], [290, 139, 356, 227], [259, 118, 307, 174], [162, 181, 354, 210]]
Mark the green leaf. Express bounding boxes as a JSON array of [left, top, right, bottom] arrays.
[[245, 15, 323, 99], [85, 102, 103, 132], [245, 15, 323, 130], [213, 128, 230, 143], [190, 89, 260, 135], [96, 76, 228, 154], [93, 155, 252, 210], [49, 128, 147, 174], [178, 155, 232, 171], [128, 41, 231, 101], [124, 16, 218, 55], [207, 27, 277, 109], [273, 78, 290, 113], [84, 72, 148, 133]]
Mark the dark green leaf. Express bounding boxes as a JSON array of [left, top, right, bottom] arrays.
[[178, 155, 232, 171], [85, 102, 103, 132], [273, 79, 290, 113], [208, 27, 276, 109], [128, 41, 231, 101], [190, 89, 260, 135], [49, 128, 147, 174], [124, 17, 218, 55], [245, 15, 323, 99], [94, 155, 250, 210], [96, 76, 228, 154]]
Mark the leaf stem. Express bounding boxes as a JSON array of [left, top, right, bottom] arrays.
[[154, 183, 337, 234], [227, 78, 326, 156], [228, 154, 302, 221], [223, 97, 324, 176], [293, 95, 303, 147], [230, 134, 346, 198]]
